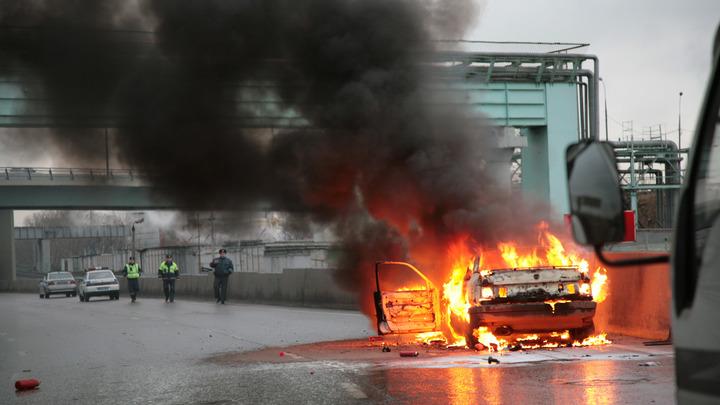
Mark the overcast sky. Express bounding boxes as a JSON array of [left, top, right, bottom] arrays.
[[467, 0, 720, 149]]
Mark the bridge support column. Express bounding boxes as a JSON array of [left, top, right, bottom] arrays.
[[0, 210, 16, 284], [37, 239, 51, 273], [521, 83, 580, 219]]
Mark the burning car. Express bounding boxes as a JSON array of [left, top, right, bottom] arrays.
[[373, 224, 608, 350], [464, 257, 596, 348]]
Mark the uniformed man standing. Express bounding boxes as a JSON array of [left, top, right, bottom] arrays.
[[210, 248, 234, 304], [158, 254, 179, 303], [122, 256, 143, 303]]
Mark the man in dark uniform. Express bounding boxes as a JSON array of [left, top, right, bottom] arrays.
[[210, 248, 234, 304], [158, 254, 179, 302], [122, 256, 143, 303]]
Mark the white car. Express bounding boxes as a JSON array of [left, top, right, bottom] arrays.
[[78, 269, 120, 302]]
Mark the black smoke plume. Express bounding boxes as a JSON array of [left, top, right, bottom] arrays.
[[0, 0, 556, 314]]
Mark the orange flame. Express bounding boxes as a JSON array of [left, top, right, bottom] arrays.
[[427, 221, 609, 350]]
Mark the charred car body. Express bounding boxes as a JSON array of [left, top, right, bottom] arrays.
[[373, 260, 597, 347], [464, 260, 596, 347]]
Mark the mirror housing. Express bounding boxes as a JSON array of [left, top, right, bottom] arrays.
[[566, 141, 625, 245]]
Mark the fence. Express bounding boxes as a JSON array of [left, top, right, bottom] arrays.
[[61, 240, 339, 275]]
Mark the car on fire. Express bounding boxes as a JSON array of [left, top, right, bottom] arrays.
[[464, 258, 596, 347], [373, 259, 597, 347]]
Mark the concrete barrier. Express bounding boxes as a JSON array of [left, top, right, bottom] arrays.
[[593, 252, 671, 341], [112, 268, 359, 309]]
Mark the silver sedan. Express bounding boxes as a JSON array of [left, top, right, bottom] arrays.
[[39, 272, 78, 299]]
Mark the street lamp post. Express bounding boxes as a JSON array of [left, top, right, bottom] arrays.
[[131, 218, 144, 261], [600, 77, 609, 142], [678, 91, 684, 150]]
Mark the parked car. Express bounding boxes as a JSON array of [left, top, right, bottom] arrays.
[[38, 271, 78, 298], [78, 269, 120, 302]]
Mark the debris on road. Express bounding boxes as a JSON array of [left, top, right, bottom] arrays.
[[381, 345, 391, 353], [279, 352, 285, 357], [15, 378, 40, 391], [487, 356, 500, 364], [638, 361, 660, 367], [368, 336, 383, 342], [399, 351, 419, 357]]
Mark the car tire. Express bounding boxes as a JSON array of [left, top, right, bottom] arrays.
[[39, 293, 44, 299], [44, 292, 50, 299], [66, 293, 71, 297], [570, 322, 595, 342], [84, 295, 90, 302]]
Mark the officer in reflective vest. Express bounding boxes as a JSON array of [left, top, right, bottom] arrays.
[[158, 254, 179, 303], [122, 256, 143, 303]]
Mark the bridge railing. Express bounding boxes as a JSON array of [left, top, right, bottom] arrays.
[[1, 167, 146, 181]]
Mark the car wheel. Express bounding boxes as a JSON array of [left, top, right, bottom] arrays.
[[570, 322, 596, 342], [66, 293, 71, 297], [84, 295, 90, 302], [44, 292, 50, 299], [39, 293, 44, 299]]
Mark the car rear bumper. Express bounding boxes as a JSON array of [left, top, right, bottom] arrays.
[[45, 285, 77, 294], [84, 285, 119, 295], [468, 300, 596, 334]]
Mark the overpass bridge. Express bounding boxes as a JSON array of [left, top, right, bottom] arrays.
[[0, 166, 173, 284]]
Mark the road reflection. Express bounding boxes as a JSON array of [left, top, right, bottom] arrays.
[[372, 359, 630, 404]]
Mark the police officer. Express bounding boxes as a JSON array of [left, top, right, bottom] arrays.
[[158, 254, 179, 303], [122, 256, 143, 303], [210, 248, 234, 304]]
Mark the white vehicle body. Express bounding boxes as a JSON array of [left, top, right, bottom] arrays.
[[78, 269, 120, 302]]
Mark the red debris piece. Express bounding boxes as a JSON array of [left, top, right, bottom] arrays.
[[279, 352, 285, 357], [15, 379, 40, 391], [399, 351, 419, 357], [368, 336, 383, 342]]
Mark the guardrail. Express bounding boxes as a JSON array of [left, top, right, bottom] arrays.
[[1, 167, 146, 181]]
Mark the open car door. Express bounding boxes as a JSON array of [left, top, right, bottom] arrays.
[[373, 261, 441, 335]]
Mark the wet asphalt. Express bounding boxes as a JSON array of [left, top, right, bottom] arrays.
[[0, 293, 675, 404]]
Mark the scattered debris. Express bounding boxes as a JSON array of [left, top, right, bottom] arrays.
[[278, 352, 285, 357], [487, 356, 500, 364], [15, 379, 40, 391], [381, 344, 391, 353], [639, 361, 660, 367], [399, 351, 419, 357]]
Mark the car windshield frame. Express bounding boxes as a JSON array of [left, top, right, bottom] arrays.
[[88, 271, 115, 280]]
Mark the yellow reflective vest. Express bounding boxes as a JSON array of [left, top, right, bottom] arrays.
[[124, 263, 141, 279]]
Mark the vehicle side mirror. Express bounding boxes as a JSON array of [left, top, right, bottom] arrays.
[[566, 141, 625, 245]]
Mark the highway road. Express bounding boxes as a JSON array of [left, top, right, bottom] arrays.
[[0, 293, 675, 404]]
